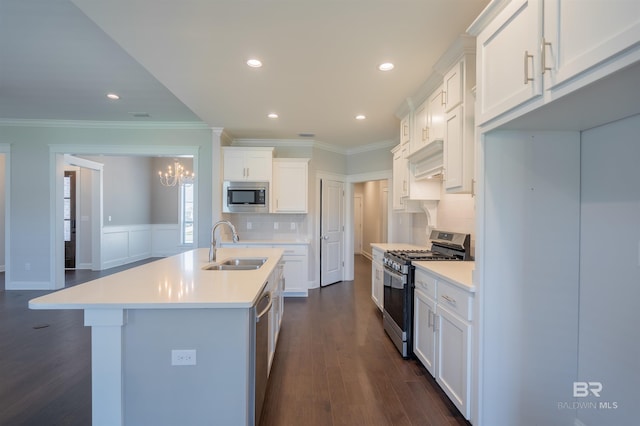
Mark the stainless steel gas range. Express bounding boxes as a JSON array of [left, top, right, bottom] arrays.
[[382, 230, 471, 358]]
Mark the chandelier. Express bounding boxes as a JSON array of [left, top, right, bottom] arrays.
[[158, 161, 195, 187]]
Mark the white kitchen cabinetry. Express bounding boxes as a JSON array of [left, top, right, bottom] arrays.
[[411, 99, 429, 154], [443, 61, 463, 113], [435, 280, 473, 419], [474, 0, 640, 127], [221, 242, 309, 297], [413, 266, 473, 420], [413, 269, 437, 375], [268, 262, 284, 374], [475, 0, 542, 126], [543, 0, 640, 91], [222, 147, 273, 181], [443, 54, 475, 194], [427, 85, 446, 143], [392, 144, 441, 212], [400, 113, 411, 146], [371, 247, 384, 311], [272, 158, 309, 213]]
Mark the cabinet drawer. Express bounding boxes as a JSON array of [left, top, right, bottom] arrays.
[[437, 280, 473, 321], [414, 269, 437, 300], [277, 245, 307, 256]]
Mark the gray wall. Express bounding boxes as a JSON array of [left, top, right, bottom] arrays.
[[0, 155, 4, 270], [0, 124, 212, 286]]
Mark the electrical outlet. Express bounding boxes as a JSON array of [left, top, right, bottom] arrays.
[[171, 349, 196, 366], [247, 222, 252, 230], [290, 222, 296, 230], [274, 222, 279, 230]]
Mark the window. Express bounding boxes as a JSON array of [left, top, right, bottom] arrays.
[[180, 183, 194, 245]]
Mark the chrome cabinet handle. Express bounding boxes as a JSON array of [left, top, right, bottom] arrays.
[[541, 37, 552, 74], [524, 50, 534, 85], [441, 90, 446, 106], [442, 294, 456, 304], [428, 309, 433, 328]]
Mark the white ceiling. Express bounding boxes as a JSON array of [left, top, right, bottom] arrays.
[[1, 0, 490, 149]]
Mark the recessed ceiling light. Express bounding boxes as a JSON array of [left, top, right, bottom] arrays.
[[247, 59, 263, 68], [106, 93, 120, 100], [355, 114, 366, 120], [267, 113, 279, 119], [378, 62, 394, 71]]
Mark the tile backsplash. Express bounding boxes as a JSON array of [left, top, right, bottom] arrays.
[[220, 213, 309, 241]]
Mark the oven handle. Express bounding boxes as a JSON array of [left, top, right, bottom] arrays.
[[383, 266, 407, 287]]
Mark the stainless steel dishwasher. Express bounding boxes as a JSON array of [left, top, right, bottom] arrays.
[[252, 288, 272, 425]]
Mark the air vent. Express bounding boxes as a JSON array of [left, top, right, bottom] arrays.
[[298, 133, 315, 138], [129, 112, 151, 118]]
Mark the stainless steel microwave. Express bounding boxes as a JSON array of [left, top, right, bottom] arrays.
[[223, 181, 269, 213]]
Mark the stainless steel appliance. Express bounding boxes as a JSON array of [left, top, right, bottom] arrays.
[[251, 289, 272, 425], [382, 230, 470, 358], [223, 181, 269, 213]]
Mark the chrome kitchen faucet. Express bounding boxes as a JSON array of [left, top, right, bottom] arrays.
[[209, 220, 240, 262]]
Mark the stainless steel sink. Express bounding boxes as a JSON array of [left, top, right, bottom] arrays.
[[202, 257, 267, 271]]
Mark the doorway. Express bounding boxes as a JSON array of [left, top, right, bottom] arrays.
[[352, 179, 389, 261], [63, 170, 77, 269]]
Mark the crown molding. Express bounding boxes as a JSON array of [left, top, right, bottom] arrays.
[[231, 138, 394, 156], [0, 118, 210, 130], [467, 0, 510, 36]]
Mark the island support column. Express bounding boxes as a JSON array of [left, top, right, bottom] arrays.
[[85, 309, 126, 426]]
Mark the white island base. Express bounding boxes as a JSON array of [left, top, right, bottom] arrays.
[[30, 248, 284, 426]]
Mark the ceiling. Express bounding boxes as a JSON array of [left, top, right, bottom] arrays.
[[1, 0, 490, 150]]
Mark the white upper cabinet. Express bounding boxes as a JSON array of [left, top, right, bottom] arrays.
[[543, 0, 640, 90], [475, 0, 543, 126], [272, 158, 309, 213], [443, 61, 463, 113], [473, 0, 640, 127], [411, 99, 430, 153], [222, 147, 273, 181], [427, 85, 446, 143], [400, 113, 411, 146]]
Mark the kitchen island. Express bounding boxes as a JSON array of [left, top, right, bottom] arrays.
[[29, 247, 284, 426]]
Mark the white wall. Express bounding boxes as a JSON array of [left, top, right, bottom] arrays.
[[577, 115, 640, 425]]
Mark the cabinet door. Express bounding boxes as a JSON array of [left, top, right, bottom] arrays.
[[392, 148, 408, 210], [412, 100, 429, 153], [273, 160, 308, 213], [444, 61, 463, 113], [476, 0, 542, 125], [371, 262, 384, 311], [436, 304, 471, 419], [244, 151, 272, 181], [414, 288, 437, 376], [427, 87, 445, 142], [223, 150, 247, 181], [544, 0, 640, 89], [400, 114, 411, 146], [444, 105, 464, 191], [282, 255, 305, 294]]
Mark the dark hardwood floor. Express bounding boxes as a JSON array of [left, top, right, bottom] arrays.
[[0, 256, 470, 426]]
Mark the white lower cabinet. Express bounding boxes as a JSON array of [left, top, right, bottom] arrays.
[[371, 247, 384, 311], [220, 242, 309, 297], [413, 267, 473, 420]]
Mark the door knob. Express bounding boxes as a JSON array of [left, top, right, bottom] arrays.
[[322, 235, 329, 240]]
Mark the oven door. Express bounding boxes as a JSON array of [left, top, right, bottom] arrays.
[[383, 266, 406, 330]]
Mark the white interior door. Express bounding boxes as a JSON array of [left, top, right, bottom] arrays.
[[320, 179, 344, 286]]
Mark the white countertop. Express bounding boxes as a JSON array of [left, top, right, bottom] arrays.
[[413, 261, 476, 292], [370, 242, 429, 251], [29, 248, 283, 310]]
